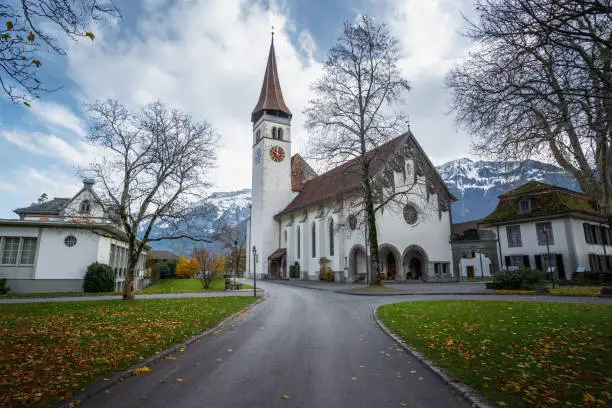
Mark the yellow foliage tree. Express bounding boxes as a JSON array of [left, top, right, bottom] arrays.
[[188, 258, 201, 278], [175, 256, 191, 278]]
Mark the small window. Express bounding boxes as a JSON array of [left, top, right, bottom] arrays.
[[79, 200, 91, 215], [297, 226, 301, 259], [518, 198, 531, 213], [348, 215, 357, 230], [311, 222, 316, 258], [403, 204, 418, 225], [536, 222, 554, 246], [506, 225, 522, 248], [278, 128, 284, 140], [272, 127, 277, 139], [329, 219, 334, 256], [64, 235, 77, 247], [256, 130, 261, 142]]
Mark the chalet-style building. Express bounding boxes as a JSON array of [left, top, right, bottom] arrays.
[[480, 181, 612, 278], [246, 37, 457, 283], [0, 180, 148, 293]]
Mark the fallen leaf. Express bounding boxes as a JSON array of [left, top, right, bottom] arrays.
[[282, 395, 290, 400], [176, 378, 183, 383], [351, 377, 358, 380]]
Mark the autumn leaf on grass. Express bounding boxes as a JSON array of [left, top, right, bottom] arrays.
[[282, 395, 291, 400], [216, 358, 223, 363], [176, 378, 184, 383], [410, 370, 417, 374], [351, 377, 358, 381]]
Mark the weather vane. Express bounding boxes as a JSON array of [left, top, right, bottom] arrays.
[[271, 25, 275, 40]]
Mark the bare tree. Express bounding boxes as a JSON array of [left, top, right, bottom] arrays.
[[193, 247, 215, 289], [304, 15, 411, 285], [447, 0, 612, 226], [83, 100, 218, 300], [0, 1, 119, 104], [214, 221, 246, 278]]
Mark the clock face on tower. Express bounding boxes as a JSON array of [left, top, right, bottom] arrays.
[[269, 146, 285, 162]]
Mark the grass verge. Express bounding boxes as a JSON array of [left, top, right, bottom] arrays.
[[138, 278, 252, 294], [377, 300, 612, 408], [352, 284, 395, 291], [0, 291, 121, 299], [494, 287, 605, 297], [0, 296, 257, 407]]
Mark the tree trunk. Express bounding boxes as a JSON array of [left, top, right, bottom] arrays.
[[363, 179, 381, 285], [122, 254, 139, 300]]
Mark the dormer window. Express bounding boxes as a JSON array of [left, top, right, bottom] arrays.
[[80, 200, 91, 215], [518, 197, 531, 213]]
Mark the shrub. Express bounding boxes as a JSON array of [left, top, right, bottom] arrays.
[[159, 262, 173, 279], [522, 269, 546, 289], [0, 278, 9, 294], [319, 268, 334, 282], [164, 259, 177, 278], [151, 263, 168, 283], [493, 269, 525, 290], [83, 262, 115, 293]]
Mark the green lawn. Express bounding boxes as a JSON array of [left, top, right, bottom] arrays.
[[138, 278, 252, 294], [461, 276, 493, 282], [0, 291, 121, 299], [352, 284, 395, 291], [377, 301, 612, 408], [494, 287, 605, 297], [0, 297, 257, 407]]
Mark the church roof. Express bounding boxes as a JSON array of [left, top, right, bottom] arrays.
[[291, 153, 318, 192], [279, 131, 454, 217], [251, 38, 291, 123]]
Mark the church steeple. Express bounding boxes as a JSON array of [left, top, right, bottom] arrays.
[[251, 35, 292, 123]]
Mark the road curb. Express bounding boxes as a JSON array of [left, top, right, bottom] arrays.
[[335, 290, 495, 296], [372, 305, 496, 408], [55, 296, 266, 408]]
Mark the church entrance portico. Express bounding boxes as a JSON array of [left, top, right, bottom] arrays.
[[379, 244, 401, 281], [268, 248, 287, 279], [348, 245, 367, 283], [402, 245, 428, 280]]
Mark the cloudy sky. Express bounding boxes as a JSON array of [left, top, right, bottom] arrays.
[[0, 0, 477, 218]]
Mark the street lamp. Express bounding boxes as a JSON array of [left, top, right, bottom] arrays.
[[252, 245, 257, 297], [234, 240, 238, 287], [543, 230, 555, 288]]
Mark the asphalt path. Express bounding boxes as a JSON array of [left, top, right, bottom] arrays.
[[83, 282, 612, 408]]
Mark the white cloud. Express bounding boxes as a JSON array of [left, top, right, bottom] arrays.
[[65, 0, 322, 191], [29, 100, 86, 137], [1, 130, 102, 167], [0, 181, 16, 191]]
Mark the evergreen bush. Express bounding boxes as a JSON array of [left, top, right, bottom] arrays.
[[83, 262, 115, 293]]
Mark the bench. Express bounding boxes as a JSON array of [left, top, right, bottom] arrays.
[[230, 283, 243, 290]]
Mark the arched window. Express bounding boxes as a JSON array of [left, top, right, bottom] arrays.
[[297, 226, 301, 259], [256, 129, 261, 142], [272, 127, 277, 139], [80, 200, 91, 215], [312, 222, 316, 258], [278, 128, 283, 140], [329, 219, 334, 256]]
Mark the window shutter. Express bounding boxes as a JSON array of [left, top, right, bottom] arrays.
[[535, 255, 542, 271], [555, 254, 566, 279], [583, 223, 590, 244], [602, 226, 610, 246], [504, 256, 511, 267], [588, 254, 597, 272], [606, 255, 612, 271], [523, 255, 530, 268]]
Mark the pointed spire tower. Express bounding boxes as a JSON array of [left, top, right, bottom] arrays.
[[248, 31, 294, 280], [251, 34, 292, 123]]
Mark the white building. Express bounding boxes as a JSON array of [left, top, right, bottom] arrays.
[[0, 180, 148, 293], [247, 38, 456, 283], [481, 181, 612, 279]]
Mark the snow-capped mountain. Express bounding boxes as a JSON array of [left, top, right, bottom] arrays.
[[148, 158, 580, 253], [437, 158, 580, 222]]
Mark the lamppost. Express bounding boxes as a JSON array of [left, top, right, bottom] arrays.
[[252, 245, 257, 297], [543, 230, 555, 288], [234, 240, 238, 287]]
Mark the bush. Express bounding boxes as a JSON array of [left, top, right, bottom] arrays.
[[159, 262, 173, 279], [0, 278, 9, 294], [83, 263, 115, 293], [164, 259, 177, 278], [319, 267, 334, 282], [493, 268, 545, 290], [151, 263, 169, 283]]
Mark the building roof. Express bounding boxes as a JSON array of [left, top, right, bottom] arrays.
[[251, 38, 291, 123], [149, 250, 178, 260], [14, 198, 70, 215], [291, 153, 318, 192], [278, 131, 455, 217], [481, 181, 603, 225], [451, 220, 480, 236]]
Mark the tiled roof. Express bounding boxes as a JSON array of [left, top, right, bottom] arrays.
[[251, 39, 291, 122], [451, 220, 480, 236], [291, 153, 318, 192], [149, 250, 178, 260], [14, 198, 70, 215], [482, 181, 601, 224]]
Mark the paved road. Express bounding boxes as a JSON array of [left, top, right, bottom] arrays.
[[83, 282, 612, 408], [84, 281, 473, 408]]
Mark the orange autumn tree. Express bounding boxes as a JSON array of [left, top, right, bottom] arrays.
[[175, 256, 191, 278], [188, 258, 201, 278]]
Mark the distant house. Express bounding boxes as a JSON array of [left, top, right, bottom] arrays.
[[480, 181, 612, 279], [450, 220, 498, 278], [0, 180, 148, 293], [149, 250, 178, 264]]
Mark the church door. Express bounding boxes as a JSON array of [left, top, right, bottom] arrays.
[[387, 253, 397, 280], [466, 266, 474, 278]]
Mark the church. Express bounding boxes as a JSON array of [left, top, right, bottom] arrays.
[[246, 38, 456, 283]]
